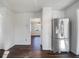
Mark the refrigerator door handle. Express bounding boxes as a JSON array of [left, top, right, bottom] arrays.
[[56, 27, 59, 34]]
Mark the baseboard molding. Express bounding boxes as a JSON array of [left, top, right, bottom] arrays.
[[15, 43, 31, 45], [15, 45, 31, 47], [70, 51, 76, 55], [70, 49, 78, 55], [70, 51, 78, 55], [4, 44, 15, 50], [41, 49, 51, 51], [9, 45, 31, 50]]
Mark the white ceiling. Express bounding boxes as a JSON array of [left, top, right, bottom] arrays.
[[1, 0, 78, 12]]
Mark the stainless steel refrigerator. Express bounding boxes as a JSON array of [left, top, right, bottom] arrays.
[[52, 18, 70, 53]]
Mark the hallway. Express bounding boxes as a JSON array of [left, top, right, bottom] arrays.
[[31, 36, 41, 51]]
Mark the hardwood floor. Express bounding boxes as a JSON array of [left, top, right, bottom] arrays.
[[31, 36, 42, 51], [5, 36, 79, 58], [0, 49, 4, 58]]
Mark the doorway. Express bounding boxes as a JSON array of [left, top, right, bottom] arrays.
[[31, 18, 42, 51]]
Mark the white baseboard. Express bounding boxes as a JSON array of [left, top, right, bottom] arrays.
[[71, 49, 78, 55], [4, 44, 15, 50]]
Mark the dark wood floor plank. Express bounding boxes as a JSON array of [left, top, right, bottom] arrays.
[[0, 49, 4, 58]]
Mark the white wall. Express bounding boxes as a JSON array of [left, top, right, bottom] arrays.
[[52, 10, 65, 18], [14, 13, 33, 45], [0, 7, 15, 50], [65, 1, 79, 55], [0, 7, 33, 50], [42, 7, 65, 50], [0, 7, 6, 49], [33, 11, 42, 18], [77, 10, 79, 55], [3, 10, 15, 50], [0, 7, 39, 49]]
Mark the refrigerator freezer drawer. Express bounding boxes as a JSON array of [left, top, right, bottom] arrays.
[[52, 39, 69, 53]]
